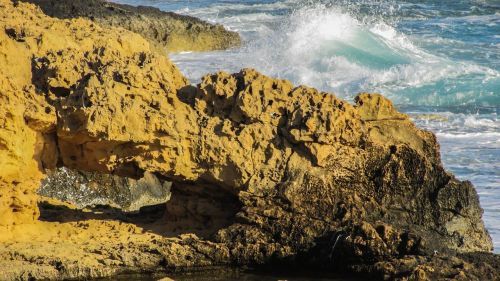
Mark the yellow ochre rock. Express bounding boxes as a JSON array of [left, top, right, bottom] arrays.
[[22, 0, 241, 53], [0, 0, 186, 225], [0, 1, 496, 280]]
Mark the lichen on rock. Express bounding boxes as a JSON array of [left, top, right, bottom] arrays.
[[0, 0, 497, 280]]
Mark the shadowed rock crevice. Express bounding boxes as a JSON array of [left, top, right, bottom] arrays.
[[157, 182, 242, 239], [38, 179, 241, 240]]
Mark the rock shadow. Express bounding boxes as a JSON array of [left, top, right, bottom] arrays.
[[38, 181, 241, 240]]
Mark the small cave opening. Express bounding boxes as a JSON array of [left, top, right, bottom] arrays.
[[158, 181, 242, 238], [37, 167, 241, 239]]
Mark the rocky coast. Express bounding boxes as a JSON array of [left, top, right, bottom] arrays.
[[21, 0, 241, 52], [0, 0, 498, 280]]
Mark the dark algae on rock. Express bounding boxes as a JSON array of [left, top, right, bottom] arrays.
[[21, 0, 241, 52], [0, 0, 498, 280]]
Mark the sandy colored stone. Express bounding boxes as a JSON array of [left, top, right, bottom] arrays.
[[0, 0, 186, 226], [157, 278, 175, 281], [22, 0, 241, 53], [0, 1, 497, 280]]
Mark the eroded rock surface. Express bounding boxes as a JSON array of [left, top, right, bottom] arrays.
[[0, 0, 186, 227], [0, 1, 497, 280], [22, 0, 241, 52]]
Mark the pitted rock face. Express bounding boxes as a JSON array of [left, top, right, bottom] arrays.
[[0, 0, 187, 225], [22, 0, 242, 53], [49, 62, 492, 255], [0, 1, 495, 280]]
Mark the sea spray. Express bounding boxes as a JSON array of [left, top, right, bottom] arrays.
[[165, 0, 499, 106]]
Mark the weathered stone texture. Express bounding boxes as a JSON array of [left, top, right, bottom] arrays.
[[0, 1, 496, 280]]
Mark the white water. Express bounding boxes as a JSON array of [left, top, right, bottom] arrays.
[[168, 2, 499, 107]]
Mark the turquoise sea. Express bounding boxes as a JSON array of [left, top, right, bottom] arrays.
[[115, 0, 499, 253]]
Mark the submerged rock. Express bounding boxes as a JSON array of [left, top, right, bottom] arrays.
[[22, 0, 241, 53], [0, 1, 497, 280]]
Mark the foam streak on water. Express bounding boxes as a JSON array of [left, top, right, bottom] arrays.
[[113, 0, 500, 252]]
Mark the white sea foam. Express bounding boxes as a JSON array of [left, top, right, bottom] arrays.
[[172, 1, 499, 106], [173, 0, 296, 19], [437, 132, 500, 139]]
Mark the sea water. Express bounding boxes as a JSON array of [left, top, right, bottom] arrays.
[[114, 0, 499, 253]]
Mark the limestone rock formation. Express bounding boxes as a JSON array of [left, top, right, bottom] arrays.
[[0, 1, 497, 280], [0, 0, 186, 227], [22, 0, 241, 53]]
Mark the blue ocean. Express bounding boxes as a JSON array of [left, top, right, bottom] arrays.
[[115, 0, 499, 252]]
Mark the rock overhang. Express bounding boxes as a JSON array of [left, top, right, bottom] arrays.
[[0, 0, 496, 280]]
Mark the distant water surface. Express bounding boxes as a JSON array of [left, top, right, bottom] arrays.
[[113, 0, 500, 252]]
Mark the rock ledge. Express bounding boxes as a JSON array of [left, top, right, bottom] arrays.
[[22, 0, 241, 52]]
